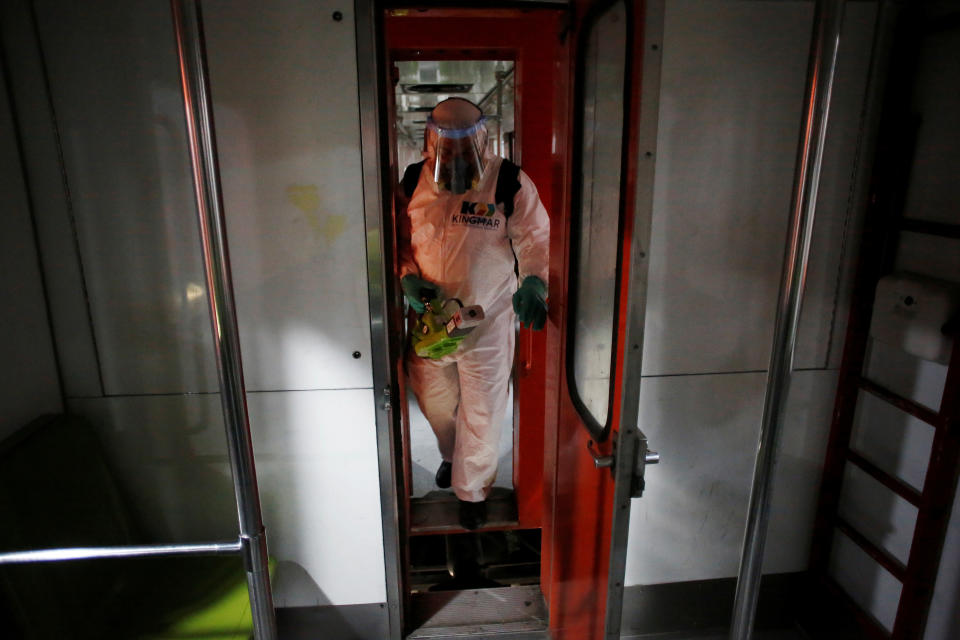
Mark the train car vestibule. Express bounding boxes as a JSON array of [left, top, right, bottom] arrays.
[[3, 1, 960, 640]]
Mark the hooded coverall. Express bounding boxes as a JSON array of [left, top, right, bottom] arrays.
[[400, 153, 550, 502]]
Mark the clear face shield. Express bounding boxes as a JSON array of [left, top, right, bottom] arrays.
[[424, 117, 488, 195]]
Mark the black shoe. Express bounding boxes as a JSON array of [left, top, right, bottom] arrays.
[[458, 499, 487, 530], [435, 461, 452, 489]]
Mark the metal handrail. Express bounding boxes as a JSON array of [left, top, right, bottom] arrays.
[[729, 1, 846, 638], [0, 541, 242, 565], [169, 0, 277, 638]]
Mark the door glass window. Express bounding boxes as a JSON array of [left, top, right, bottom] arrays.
[[569, 0, 628, 439]]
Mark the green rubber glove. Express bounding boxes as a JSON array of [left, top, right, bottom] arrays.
[[513, 276, 548, 330], [401, 274, 440, 314]]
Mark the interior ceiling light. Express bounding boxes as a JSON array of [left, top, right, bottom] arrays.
[[402, 83, 473, 94]]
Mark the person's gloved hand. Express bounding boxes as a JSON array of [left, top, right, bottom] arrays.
[[401, 274, 440, 314], [513, 276, 548, 330]]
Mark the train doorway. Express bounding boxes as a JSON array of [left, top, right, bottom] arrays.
[[371, 3, 661, 638]]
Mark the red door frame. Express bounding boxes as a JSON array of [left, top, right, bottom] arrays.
[[383, 5, 648, 638], [385, 8, 566, 531]]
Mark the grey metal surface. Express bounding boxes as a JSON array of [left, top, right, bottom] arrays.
[[0, 540, 242, 565], [407, 585, 547, 638], [168, 0, 276, 638], [605, 0, 665, 637], [624, 631, 807, 640], [353, 0, 404, 638], [410, 488, 518, 533], [729, 1, 846, 639], [277, 603, 390, 640]]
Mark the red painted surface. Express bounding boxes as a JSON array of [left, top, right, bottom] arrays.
[[386, 8, 565, 531], [542, 2, 647, 638], [385, 5, 648, 637]]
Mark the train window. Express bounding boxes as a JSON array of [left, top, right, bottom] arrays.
[[568, 0, 629, 439], [394, 60, 519, 500]]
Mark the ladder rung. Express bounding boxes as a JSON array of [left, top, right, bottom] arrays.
[[858, 377, 940, 426], [847, 449, 922, 506], [836, 517, 907, 582], [899, 218, 960, 239]]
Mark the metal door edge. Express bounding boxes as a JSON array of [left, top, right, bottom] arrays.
[[355, 1, 404, 638], [604, 0, 665, 637]]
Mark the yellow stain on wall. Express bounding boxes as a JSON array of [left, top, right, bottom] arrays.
[[322, 215, 347, 244], [285, 184, 347, 245], [286, 184, 320, 213]]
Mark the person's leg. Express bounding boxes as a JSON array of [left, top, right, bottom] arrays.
[[406, 351, 460, 464], [451, 314, 515, 506]]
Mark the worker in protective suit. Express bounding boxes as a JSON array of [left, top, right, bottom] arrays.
[[399, 97, 549, 530]]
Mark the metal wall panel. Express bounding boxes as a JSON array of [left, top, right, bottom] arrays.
[[902, 26, 960, 227], [32, 0, 219, 396], [642, 0, 877, 376], [26, 0, 386, 609], [29, 0, 376, 396], [69, 387, 387, 607], [203, 0, 374, 392], [624, 370, 837, 585], [0, 0, 103, 398], [0, 62, 62, 438]]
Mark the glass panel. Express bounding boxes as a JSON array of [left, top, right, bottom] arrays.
[[570, 1, 628, 435]]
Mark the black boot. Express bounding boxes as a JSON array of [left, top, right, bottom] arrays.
[[435, 461, 452, 489], [458, 499, 487, 530]]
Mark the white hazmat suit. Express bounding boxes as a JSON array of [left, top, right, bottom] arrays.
[[400, 120, 550, 504]]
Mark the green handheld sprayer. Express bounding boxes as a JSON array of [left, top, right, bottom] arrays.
[[411, 287, 485, 360]]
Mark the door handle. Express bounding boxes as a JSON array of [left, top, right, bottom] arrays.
[[631, 439, 660, 497], [587, 440, 614, 469]]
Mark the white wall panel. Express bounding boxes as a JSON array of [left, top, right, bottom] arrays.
[[864, 338, 948, 411], [0, 63, 61, 440], [624, 370, 836, 585], [69, 388, 386, 606], [838, 464, 918, 566], [851, 391, 934, 492], [248, 389, 385, 606], [830, 531, 902, 632], [643, 1, 876, 376], [33, 0, 219, 396], [0, 0, 102, 398], [203, 0, 374, 392]]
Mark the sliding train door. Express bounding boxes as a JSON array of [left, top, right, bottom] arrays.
[[541, 1, 661, 638], [372, 2, 662, 638]]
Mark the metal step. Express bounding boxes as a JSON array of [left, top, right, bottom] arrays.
[[410, 488, 519, 535], [407, 585, 547, 638]]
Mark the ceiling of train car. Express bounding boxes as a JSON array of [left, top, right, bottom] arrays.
[[394, 60, 515, 150]]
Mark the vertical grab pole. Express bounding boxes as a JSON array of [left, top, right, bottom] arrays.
[[169, 1, 278, 638], [729, 1, 845, 638]]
